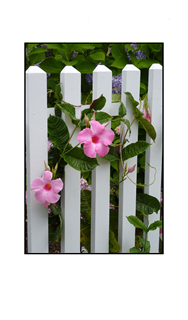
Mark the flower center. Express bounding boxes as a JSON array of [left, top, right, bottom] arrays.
[[92, 135, 99, 144], [44, 183, 52, 191]]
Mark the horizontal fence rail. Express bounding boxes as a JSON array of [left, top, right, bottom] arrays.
[[26, 64, 162, 253]]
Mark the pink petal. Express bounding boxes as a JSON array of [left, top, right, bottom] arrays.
[[90, 120, 105, 136], [51, 178, 63, 193], [35, 189, 46, 203], [100, 129, 115, 146], [77, 128, 92, 144], [45, 191, 60, 203], [83, 141, 96, 158], [42, 170, 52, 183], [44, 201, 50, 207], [31, 178, 45, 191], [95, 143, 109, 157]]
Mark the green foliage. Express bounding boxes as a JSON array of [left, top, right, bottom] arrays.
[[147, 220, 162, 232], [48, 115, 69, 152], [118, 102, 127, 117], [90, 94, 106, 111], [122, 141, 151, 161], [126, 215, 147, 233], [136, 193, 161, 215], [61, 147, 99, 172]]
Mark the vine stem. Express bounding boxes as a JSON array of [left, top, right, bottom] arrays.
[[62, 123, 80, 156], [126, 163, 157, 187]]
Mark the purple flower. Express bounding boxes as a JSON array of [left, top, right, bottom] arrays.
[[112, 74, 122, 94], [48, 140, 53, 151], [126, 43, 146, 62]]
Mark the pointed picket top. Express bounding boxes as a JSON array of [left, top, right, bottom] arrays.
[[26, 66, 46, 73], [149, 63, 162, 70], [93, 64, 111, 73], [61, 65, 80, 74], [123, 64, 140, 71]]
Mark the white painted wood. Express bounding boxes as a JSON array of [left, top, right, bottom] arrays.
[[91, 65, 112, 253], [144, 64, 162, 253], [60, 66, 81, 253], [47, 107, 55, 118], [26, 66, 48, 253], [118, 65, 140, 253]]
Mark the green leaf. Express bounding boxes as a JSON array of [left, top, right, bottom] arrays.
[[89, 51, 105, 61], [79, 110, 111, 128], [61, 58, 78, 66], [136, 193, 161, 215], [39, 57, 64, 73], [28, 47, 47, 55], [49, 203, 61, 215], [61, 147, 99, 172], [118, 102, 127, 117], [127, 215, 147, 233], [110, 57, 127, 69], [48, 115, 70, 152], [26, 43, 39, 51], [76, 61, 96, 73], [95, 111, 112, 124], [136, 59, 158, 69], [122, 141, 151, 161], [111, 44, 127, 59], [139, 117, 156, 142], [124, 92, 139, 111], [129, 247, 142, 253], [147, 220, 163, 232], [136, 236, 150, 253], [123, 119, 131, 136], [43, 43, 65, 50], [49, 224, 61, 243], [103, 146, 119, 161], [47, 78, 57, 91], [109, 229, 121, 253], [81, 190, 91, 222], [124, 44, 136, 52], [128, 51, 138, 64], [90, 94, 106, 111], [29, 53, 45, 65], [58, 103, 78, 121]]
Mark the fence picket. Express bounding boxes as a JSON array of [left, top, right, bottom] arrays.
[[118, 65, 141, 253], [144, 64, 162, 253], [60, 66, 81, 253], [26, 66, 48, 253], [91, 65, 112, 253]]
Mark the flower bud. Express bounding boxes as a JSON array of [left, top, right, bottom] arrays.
[[115, 125, 121, 135], [127, 164, 136, 174], [44, 160, 51, 171], [91, 111, 95, 121], [84, 113, 90, 127]]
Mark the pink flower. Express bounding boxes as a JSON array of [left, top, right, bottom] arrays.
[[77, 120, 115, 158], [127, 164, 136, 174], [31, 170, 63, 207]]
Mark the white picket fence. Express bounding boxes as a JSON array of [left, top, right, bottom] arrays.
[[26, 63, 162, 253]]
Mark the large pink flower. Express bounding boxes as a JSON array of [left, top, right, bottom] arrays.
[[31, 171, 63, 207], [78, 120, 115, 158]]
